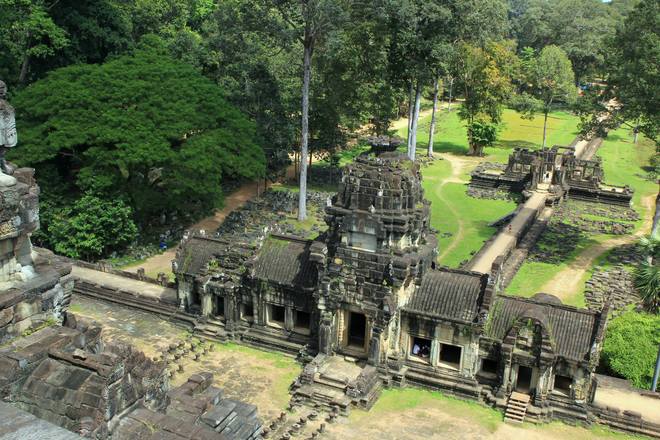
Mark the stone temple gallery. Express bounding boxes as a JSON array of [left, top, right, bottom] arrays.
[[175, 153, 609, 424]]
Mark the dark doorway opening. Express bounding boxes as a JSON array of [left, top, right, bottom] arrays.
[[410, 336, 432, 361], [554, 375, 572, 396], [439, 344, 462, 369], [516, 366, 533, 393], [269, 304, 285, 326], [216, 296, 224, 317], [348, 312, 366, 348], [480, 358, 498, 375], [295, 310, 311, 329]]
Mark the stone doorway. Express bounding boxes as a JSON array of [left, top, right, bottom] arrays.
[[215, 296, 224, 317], [516, 365, 533, 393], [347, 312, 367, 350]]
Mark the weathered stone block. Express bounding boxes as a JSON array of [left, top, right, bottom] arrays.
[[9, 317, 33, 335], [0, 307, 13, 327], [14, 300, 41, 322]]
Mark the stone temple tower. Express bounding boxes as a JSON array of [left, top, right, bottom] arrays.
[[316, 153, 438, 366]]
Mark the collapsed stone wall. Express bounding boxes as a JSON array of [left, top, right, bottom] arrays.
[[554, 200, 639, 235], [584, 244, 643, 313], [0, 313, 169, 438]]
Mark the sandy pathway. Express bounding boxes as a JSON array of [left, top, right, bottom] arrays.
[[122, 181, 264, 276], [540, 194, 655, 299]]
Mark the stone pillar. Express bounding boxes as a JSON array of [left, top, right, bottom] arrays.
[[319, 311, 333, 355], [368, 330, 381, 366], [430, 339, 439, 366], [285, 307, 294, 331], [201, 292, 213, 317]]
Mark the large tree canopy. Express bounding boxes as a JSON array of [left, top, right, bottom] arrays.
[[11, 37, 265, 225]]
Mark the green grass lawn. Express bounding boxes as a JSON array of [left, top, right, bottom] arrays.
[[397, 106, 580, 163], [596, 127, 657, 228], [405, 107, 575, 268], [506, 233, 610, 307], [421, 160, 516, 267], [351, 387, 503, 433]]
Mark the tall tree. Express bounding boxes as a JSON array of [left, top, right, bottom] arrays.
[[514, 45, 576, 148], [454, 41, 518, 155], [508, 0, 619, 83], [262, 0, 347, 220]]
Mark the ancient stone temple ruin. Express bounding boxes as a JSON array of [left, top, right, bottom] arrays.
[[0, 167, 73, 342], [0, 167, 263, 439], [176, 153, 610, 423], [470, 146, 633, 206]]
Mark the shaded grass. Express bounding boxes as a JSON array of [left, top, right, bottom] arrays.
[[350, 387, 502, 433]]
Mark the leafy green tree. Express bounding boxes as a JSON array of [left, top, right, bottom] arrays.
[[602, 311, 660, 389], [10, 38, 265, 226], [48, 194, 138, 261], [258, 0, 348, 221], [0, 0, 69, 85], [454, 41, 518, 155], [508, 0, 619, 83], [513, 45, 576, 148], [578, 0, 659, 235]]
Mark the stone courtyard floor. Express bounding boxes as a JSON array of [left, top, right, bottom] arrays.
[[70, 295, 645, 440]]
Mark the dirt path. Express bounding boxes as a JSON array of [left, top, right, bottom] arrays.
[[540, 194, 655, 299], [122, 180, 266, 277]]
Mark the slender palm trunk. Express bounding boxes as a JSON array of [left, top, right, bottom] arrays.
[[298, 40, 313, 221], [428, 75, 440, 157], [407, 81, 414, 151], [542, 111, 549, 148], [409, 82, 422, 161]]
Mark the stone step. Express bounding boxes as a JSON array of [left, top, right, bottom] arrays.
[[315, 374, 349, 390]]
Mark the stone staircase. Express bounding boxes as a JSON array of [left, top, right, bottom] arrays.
[[290, 354, 382, 415], [194, 317, 228, 341], [504, 392, 530, 424]]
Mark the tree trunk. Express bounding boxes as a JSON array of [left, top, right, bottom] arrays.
[[542, 111, 549, 148], [652, 187, 660, 238], [298, 40, 313, 221], [407, 81, 414, 152], [428, 75, 440, 157], [409, 82, 422, 161], [19, 53, 30, 85], [447, 77, 454, 112]]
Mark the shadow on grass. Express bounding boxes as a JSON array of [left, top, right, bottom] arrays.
[[494, 139, 537, 150]]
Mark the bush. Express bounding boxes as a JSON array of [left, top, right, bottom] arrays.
[[48, 195, 138, 261], [601, 311, 660, 389]]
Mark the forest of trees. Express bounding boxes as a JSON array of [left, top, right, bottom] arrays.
[[0, 0, 655, 259]]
